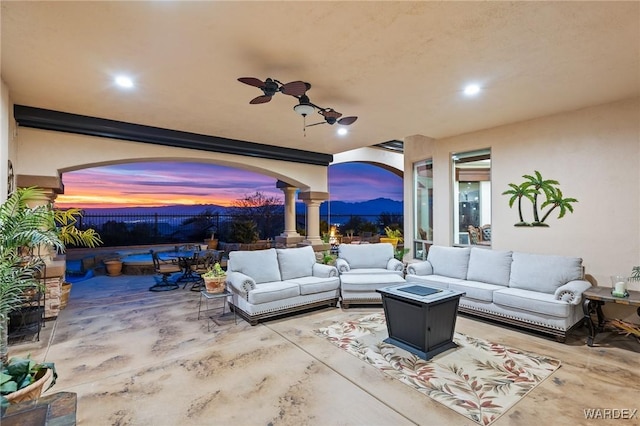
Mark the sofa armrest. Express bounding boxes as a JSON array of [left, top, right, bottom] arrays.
[[312, 263, 339, 278], [386, 258, 404, 272], [406, 261, 433, 276], [554, 280, 592, 305], [226, 271, 256, 298], [335, 258, 350, 273]]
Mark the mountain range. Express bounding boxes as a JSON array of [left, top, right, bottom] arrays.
[[77, 197, 403, 216]]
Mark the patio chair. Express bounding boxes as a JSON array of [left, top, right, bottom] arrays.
[[149, 250, 180, 292], [193, 250, 223, 275], [189, 250, 224, 291]]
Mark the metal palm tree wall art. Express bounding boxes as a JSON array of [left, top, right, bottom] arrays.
[[502, 170, 578, 227]]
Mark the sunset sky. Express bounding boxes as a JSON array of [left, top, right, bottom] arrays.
[[54, 162, 403, 209]]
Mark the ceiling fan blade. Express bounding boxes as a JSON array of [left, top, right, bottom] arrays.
[[280, 81, 308, 97], [338, 116, 358, 125], [320, 109, 342, 119], [250, 95, 272, 104], [238, 77, 265, 88], [305, 121, 327, 128]]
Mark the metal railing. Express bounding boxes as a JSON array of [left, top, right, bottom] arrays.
[[74, 211, 401, 247]]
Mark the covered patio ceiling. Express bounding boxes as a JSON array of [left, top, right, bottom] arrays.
[[2, 2, 638, 156]]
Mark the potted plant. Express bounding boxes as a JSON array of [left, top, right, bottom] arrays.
[[202, 262, 226, 293], [103, 257, 123, 276], [1, 354, 57, 412], [394, 247, 410, 262], [380, 226, 403, 249], [204, 232, 219, 250], [317, 251, 337, 266], [0, 187, 102, 365]]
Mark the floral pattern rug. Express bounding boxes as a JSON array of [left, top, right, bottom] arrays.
[[314, 313, 561, 426]]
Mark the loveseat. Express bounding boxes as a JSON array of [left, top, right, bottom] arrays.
[[336, 243, 405, 308], [226, 246, 340, 325], [406, 246, 592, 341]]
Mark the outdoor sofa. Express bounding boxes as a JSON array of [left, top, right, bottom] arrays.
[[226, 246, 340, 325], [405, 245, 592, 341], [336, 243, 405, 308]]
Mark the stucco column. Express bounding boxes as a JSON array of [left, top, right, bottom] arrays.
[[276, 181, 300, 238], [298, 191, 329, 246], [16, 174, 63, 204]]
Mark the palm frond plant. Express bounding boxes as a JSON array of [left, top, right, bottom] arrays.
[[0, 187, 102, 366], [383, 226, 404, 243], [630, 266, 640, 282], [0, 188, 63, 365]]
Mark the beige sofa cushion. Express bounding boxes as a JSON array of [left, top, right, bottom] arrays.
[[228, 248, 281, 284], [509, 252, 583, 294], [338, 243, 394, 269], [277, 246, 317, 280], [466, 248, 513, 286], [427, 246, 471, 279]]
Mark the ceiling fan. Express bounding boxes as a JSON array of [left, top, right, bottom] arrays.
[[238, 76, 358, 134], [293, 94, 358, 128], [237, 77, 309, 104]]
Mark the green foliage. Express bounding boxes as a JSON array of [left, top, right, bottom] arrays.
[[202, 262, 225, 278], [319, 251, 337, 265], [342, 215, 377, 235], [394, 248, 410, 261], [229, 220, 259, 244], [54, 208, 102, 248], [231, 191, 284, 239], [1, 354, 57, 410], [1, 188, 63, 326], [378, 212, 403, 229], [180, 209, 219, 241], [384, 226, 404, 243], [1, 187, 102, 364], [359, 221, 379, 234], [631, 266, 640, 282]]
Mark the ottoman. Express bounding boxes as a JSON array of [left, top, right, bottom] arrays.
[[340, 274, 406, 308]]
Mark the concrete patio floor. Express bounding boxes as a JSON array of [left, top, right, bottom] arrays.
[[7, 274, 640, 425]]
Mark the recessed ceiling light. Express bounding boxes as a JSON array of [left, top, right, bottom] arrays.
[[463, 84, 480, 96], [115, 75, 134, 88], [337, 128, 348, 136]]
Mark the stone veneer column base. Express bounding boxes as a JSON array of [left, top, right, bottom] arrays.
[[297, 241, 331, 252], [275, 235, 305, 248]]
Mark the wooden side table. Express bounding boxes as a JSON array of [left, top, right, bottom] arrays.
[[582, 286, 640, 346]]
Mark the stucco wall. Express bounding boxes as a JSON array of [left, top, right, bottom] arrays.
[[15, 127, 329, 192], [333, 147, 404, 176], [404, 97, 640, 291], [1, 80, 10, 200]]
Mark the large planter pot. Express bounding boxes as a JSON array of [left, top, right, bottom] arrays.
[[204, 238, 219, 250], [4, 367, 52, 405], [104, 260, 123, 276], [379, 237, 399, 249], [60, 282, 72, 309], [203, 276, 226, 293]]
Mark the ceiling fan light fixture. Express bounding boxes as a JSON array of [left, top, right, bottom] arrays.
[[294, 103, 315, 117]]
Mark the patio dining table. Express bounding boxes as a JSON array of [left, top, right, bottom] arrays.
[[161, 250, 202, 288]]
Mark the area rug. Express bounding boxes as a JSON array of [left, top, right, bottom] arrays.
[[314, 313, 561, 426]]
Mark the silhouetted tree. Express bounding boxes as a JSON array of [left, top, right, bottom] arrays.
[[230, 192, 284, 240], [181, 208, 220, 241], [99, 221, 129, 246]]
